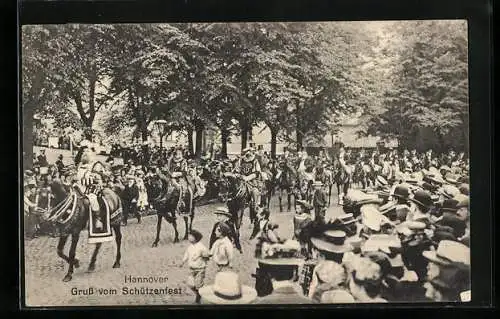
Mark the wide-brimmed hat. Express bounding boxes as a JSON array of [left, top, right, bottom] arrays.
[[422, 240, 470, 267], [242, 147, 254, 154], [311, 230, 353, 253], [361, 234, 401, 255], [295, 199, 313, 211], [430, 265, 470, 292], [439, 165, 452, 173], [360, 205, 393, 232], [378, 201, 397, 215], [458, 183, 470, 195], [331, 213, 357, 226], [396, 221, 427, 236], [440, 184, 461, 199], [455, 196, 469, 209], [376, 176, 388, 186], [198, 271, 257, 304], [214, 207, 232, 218], [409, 190, 433, 209], [444, 173, 460, 185], [440, 199, 459, 213], [257, 257, 305, 266]]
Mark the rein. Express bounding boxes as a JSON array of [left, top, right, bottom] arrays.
[[33, 189, 78, 224]]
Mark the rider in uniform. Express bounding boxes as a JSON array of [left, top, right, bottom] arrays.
[[74, 129, 106, 230], [167, 147, 195, 213], [337, 146, 351, 205], [233, 147, 262, 218]]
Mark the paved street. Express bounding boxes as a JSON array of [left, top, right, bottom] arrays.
[[24, 194, 344, 306]]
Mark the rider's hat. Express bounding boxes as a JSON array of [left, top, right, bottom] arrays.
[[243, 147, 254, 154], [312, 181, 324, 187], [214, 207, 232, 218], [296, 199, 313, 212]]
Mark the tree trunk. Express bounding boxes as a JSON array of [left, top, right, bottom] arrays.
[[141, 127, 149, 142], [23, 102, 34, 171], [187, 127, 194, 156], [240, 125, 248, 152], [221, 128, 229, 159], [296, 102, 303, 151], [270, 127, 278, 159], [195, 120, 204, 157]]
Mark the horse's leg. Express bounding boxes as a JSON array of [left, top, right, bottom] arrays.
[[278, 188, 283, 212], [183, 216, 189, 240], [152, 214, 162, 247], [328, 185, 332, 206], [88, 242, 102, 271], [287, 189, 292, 211], [112, 224, 122, 268], [172, 217, 180, 243], [62, 232, 80, 282], [56, 235, 76, 266]]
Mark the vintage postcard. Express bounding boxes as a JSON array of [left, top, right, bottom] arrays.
[[21, 20, 471, 306]]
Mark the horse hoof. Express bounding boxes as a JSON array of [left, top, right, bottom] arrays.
[[74, 259, 80, 269], [62, 275, 72, 282], [173, 238, 179, 243], [112, 262, 121, 268], [152, 242, 158, 247], [88, 264, 95, 272]]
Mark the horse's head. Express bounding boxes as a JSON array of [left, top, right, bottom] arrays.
[[29, 178, 68, 218], [218, 173, 242, 202]]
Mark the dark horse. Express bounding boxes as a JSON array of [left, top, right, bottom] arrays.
[[147, 172, 195, 247], [274, 161, 297, 212], [332, 159, 350, 205], [31, 178, 123, 282], [218, 172, 255, 242]]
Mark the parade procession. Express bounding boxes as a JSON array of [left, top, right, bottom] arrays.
[[22, 21, 471, 306]]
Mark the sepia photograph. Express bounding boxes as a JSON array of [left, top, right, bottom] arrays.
[[21, 20, 471, 306]]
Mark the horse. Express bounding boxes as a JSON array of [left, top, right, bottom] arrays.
[[332, 159, 351, 205], [259, 160, 275, 209], [218, 172, 256, 241], [29, 176, 123, 282], [274, 160, 298, 212], [146, 172, 195, 246]]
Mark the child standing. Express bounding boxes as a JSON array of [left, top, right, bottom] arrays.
[[179, 229, 210, 304], [209, 223, 234, 272]]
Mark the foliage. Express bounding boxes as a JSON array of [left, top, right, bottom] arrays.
[[365, 20, 468, 152]]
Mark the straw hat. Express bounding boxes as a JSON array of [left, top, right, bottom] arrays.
[[199, 271, 257, 304], [422, 240, 470, 267], [310, 230, 353, 253], [360, 205, 393, 232], [214, 206, 232, 218]]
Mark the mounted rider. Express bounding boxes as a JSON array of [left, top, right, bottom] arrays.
[[166, 147, 195, 213], [73, 129, 107, 230], [337, 146, 352, 205], [233, 147, 261, 212]]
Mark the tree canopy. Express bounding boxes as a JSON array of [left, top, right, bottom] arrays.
[[22, 20, 469, 161]]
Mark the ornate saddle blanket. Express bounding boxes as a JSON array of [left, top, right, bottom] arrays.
[[87, 192, 120, 244]]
